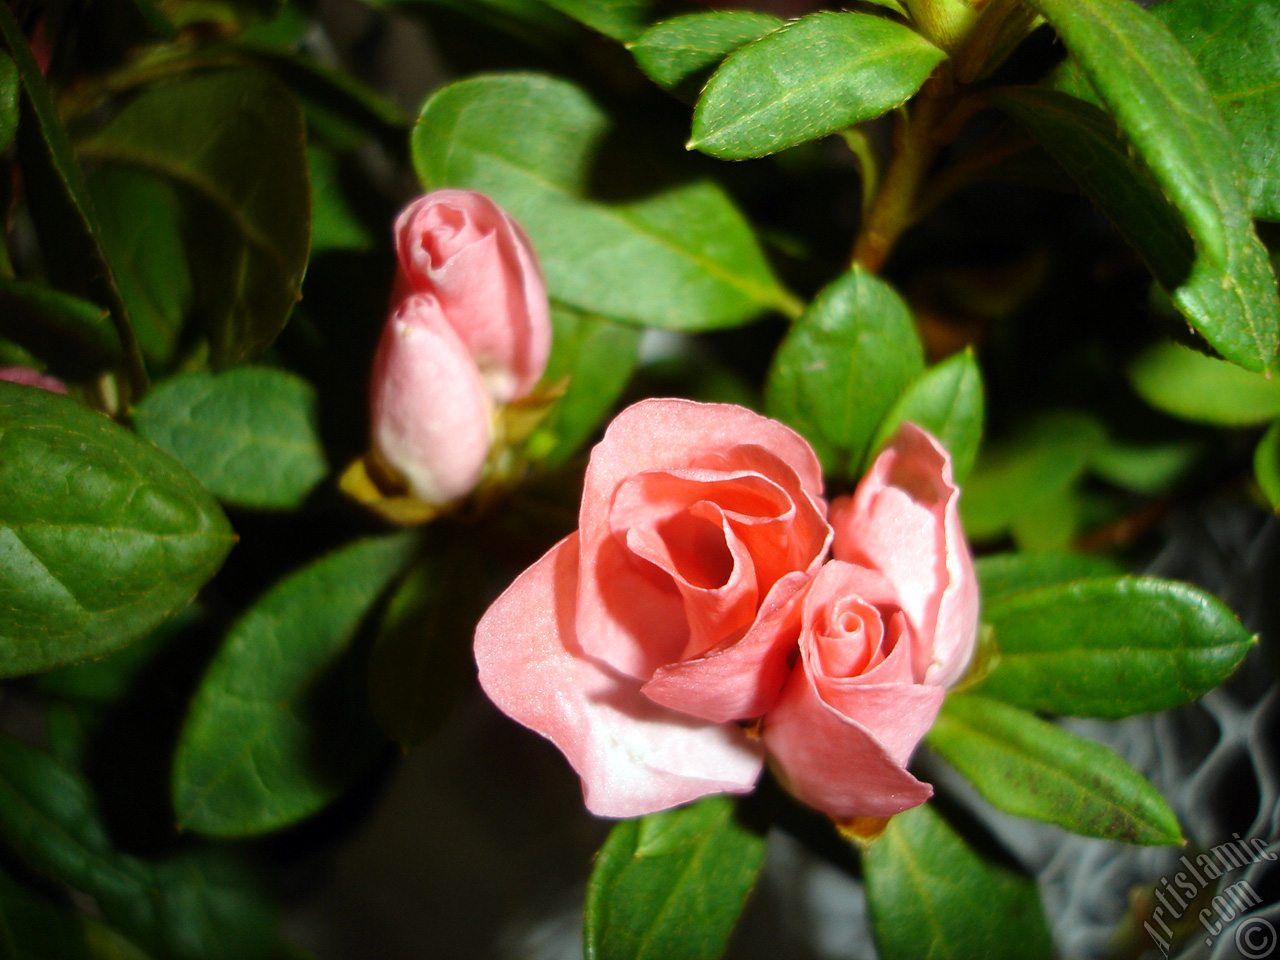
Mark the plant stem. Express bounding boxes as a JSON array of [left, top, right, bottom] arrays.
[[852, 73, 957, 274]]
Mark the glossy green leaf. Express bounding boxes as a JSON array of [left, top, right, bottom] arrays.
[[0, 50, 17, 153], [538, 0, 654, 40], [976, 551, 1123, 606], [0, 4, 145, 394], [868, 347, 984, 483], [766, 267, 924, 478], [1129, 339, 1280, 426], [1087, 434, 1199, 495], [584, 795, 766, 960], [690, 12, 945, 160], [79, 67, 310, 366], [1256, 419, 1280, 513], [533, 303, 641, 468], [133, 367, 327, 511], [977, 576, 1255, 717], [630, 12, 781, 100], [86, 165, 191, 370], [929, 694, 1182, 844], [1022, 0, 1280, 372], [413, 73, 797, 329], [0, 278, 120, 376], [0, 736, 279, 960], [173, 533, 417, 836], [0, 383, 233, 677], [1151, 0, 1280, 222], [367, 539, 485, 749], [960, 411, 1102, 541], [863, 803, 1054, 960]]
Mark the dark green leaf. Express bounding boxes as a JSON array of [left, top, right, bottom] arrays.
[[538, 0, 654, 40], [1129, 339, 1280, 426], [976, 551, 1123, 606], [690, 12, 946, 160], [868, 347, 984, 483], [0, 50, 17, 153], [1255, 419, 1280, 512], [928, 694, 1182, 844], [960, 410, 1102, 542], [532, 302, 640, 468], [766, 267, 924, 478], [584, 796, 766, 960], [0, 736, 279, 960], [173, 533, 417, 836], [86, 165, 190, 370], [0, 278, 120, 376], [977, 576, 1255, 717], [79, 67, 310, 366], [630, 12, 782, 100], [863, 803, 1054, 960], [0, 4, 145, 394], [1022, 0, 1280, 372], [367, 536, 485, 748], [0, 865, 151, 960], [156, 0, 281, 29], [307, 147, 375, 253], [133, 367, 327, 511], [0, 383, 233, 677], [1151, 0, 1280, 222], [413, 73, 798, 329]]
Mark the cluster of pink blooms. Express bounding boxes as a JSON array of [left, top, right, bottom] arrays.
[[373, 190, 980, 824]]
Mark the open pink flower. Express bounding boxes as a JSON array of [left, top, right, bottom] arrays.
[[474, 399, 831, 817]]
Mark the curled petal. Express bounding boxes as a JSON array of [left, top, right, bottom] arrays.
[[370, 294, 493, 504], [474, 534, 763, 818], [393, 190, 551, 403]]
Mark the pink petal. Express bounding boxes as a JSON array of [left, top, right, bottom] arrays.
[[0, 367, 67, 394], [833, 423, 978, 686], [474, 534, 763, 819], [762, 665, 934, 821], [370, 293, 493, 504], [577, 399, 827, 679]]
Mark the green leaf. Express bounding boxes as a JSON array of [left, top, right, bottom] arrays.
[[86, 165, 191, 370], [1087, 434, 1199, 495], [0, 383, 234, 677], [413, 73, 798, 329], [868, 347, 984, 483], [960, 410, 1102, 542], [0, 4, 145, 395], [690, 12, 946, 160], [928, 694, 1182, 844], [1021, 0, 1280, 372], [173, 533, 417, 836], [584, 796, 766, 960], [78, 67, 310, 366], [766, 267, 924, 478], [0, 278, 121, 376], [0, 50, 17, 154], [1151, 0, 1280, 222], [538, 0, 654, 40], [133, 367, 327, 511], [0, 865, 151, 960], [977, 576, 1255, 717], [367, 538, 485, 749], [1255, 419, 1280, 513], [630, 12, 782, 100], [976, 551, 1123, 606], [0, 736, 280, 960], [533, 302, 640, 468], [306, 146, 375, 253], [157, 0, 281, 29], [1129, 339, 1280, 426], [863, 803, 1054, 960]]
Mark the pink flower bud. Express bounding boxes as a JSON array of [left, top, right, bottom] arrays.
[[369, 294, 494, 505], [393, 190, 551, 405], [0, 367, 67, 394]]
